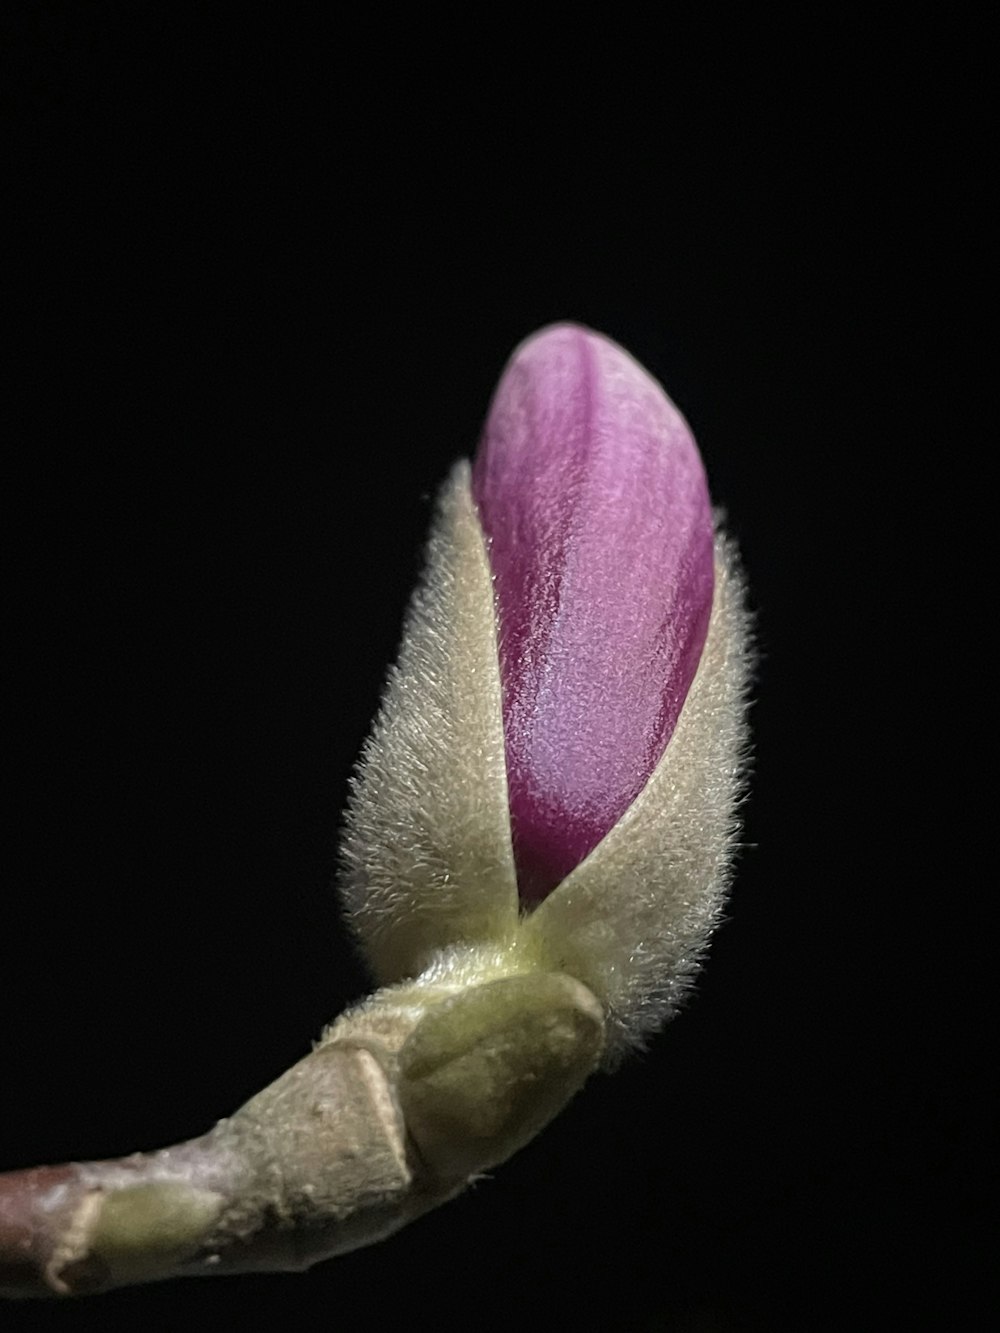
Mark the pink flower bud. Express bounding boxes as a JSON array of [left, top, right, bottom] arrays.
[[472, 324, 715, 905], [340, 325, 750, 1056]]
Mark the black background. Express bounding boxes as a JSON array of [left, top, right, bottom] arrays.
[[1, 9, 989, 1330]]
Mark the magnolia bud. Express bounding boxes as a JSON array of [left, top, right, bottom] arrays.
[[339, 324, 752, 1062], [0, 326, 752, 1297]]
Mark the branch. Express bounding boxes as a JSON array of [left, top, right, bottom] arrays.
[[0, 972, 604, 1298], [0, 1038, 435, 1297]]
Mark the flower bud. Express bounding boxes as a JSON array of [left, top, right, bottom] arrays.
[[472, 324, 714, 905], [339, 325, 751, 1059]]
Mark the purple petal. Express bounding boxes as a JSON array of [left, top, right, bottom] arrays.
[[472, 324, 714, 907]]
